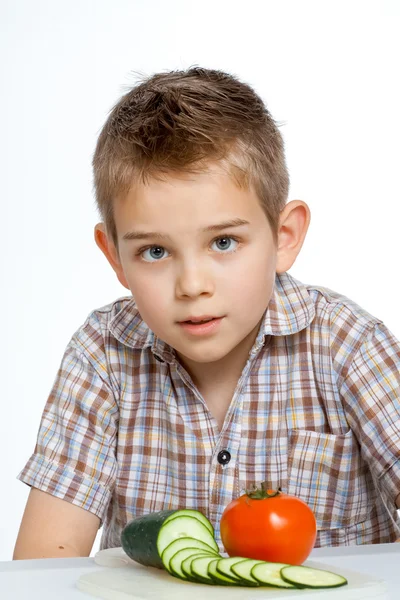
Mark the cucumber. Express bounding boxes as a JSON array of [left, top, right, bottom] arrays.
[[191, 555, 221, 584], [251, 562, 296, 588], [281, 565, 348, 589], [181, 553, 218, 582], [157, 516, 218, 557], [216, 556, 243, 580], [161, 537, 218, 573], [121, 509, 176, 569], [208, 558, 242, 586], [231, 559, 262, 585], [121, 509, 216, 570], [169, 548, 215, 580], [163, 509, 214, 536], [216, 557, 258, 586]]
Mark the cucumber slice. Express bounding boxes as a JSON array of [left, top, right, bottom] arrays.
[[281, 565, 348, 589], [156, 516, 219, 557], [191, 555, 222, 584], [170, 548, 214, 580], [216, 557, 258, 586], [231, 559, 261, 585], [161, 537, 218, 573], [182, 553, 218, 582], [251, 562, 296, 588], [208, 558, 242, 586], [163, 509, 214, 536]]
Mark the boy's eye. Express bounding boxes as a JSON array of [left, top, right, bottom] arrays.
[[139, 237, 239, 261], [141, 246, 170, 262], [211, 236, 239, 252]]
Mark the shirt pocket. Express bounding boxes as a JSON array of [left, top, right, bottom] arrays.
[[287, 428, 370, 530]]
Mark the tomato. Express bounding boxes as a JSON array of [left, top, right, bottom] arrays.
[[220, 485, 317, 565]]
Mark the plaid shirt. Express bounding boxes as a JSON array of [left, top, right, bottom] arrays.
[[18, 272, 400, 551]]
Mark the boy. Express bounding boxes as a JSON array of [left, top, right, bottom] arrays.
[[13, 67, 400, 559]]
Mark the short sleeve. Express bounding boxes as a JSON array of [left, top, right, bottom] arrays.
[[17, 341, 119, 524], [340, 322, 400, 508]]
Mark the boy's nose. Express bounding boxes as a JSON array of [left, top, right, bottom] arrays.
[[175, 263, 214, 299]]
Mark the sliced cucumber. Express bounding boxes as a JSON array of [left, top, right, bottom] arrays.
[[208, 558, 242, 586], [216, 557, 258, 586], [231, 559, 262, 586], [251, 562, 296, 588], [156, 515, 219, 557], [281, 565, 348, 589], [121, 510, 217, 570], [161, 537, 218, 573], [170, 548, 215, 580], [121, 509, 176, 569], [163, 509, 214, 536], [182, 553, 218, 582], [191, 555, 222, 584]]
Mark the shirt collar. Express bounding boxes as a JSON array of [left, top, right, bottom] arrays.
[[108, 271, 315, 361], [108, 301, 175, 363], [262, 271, 316, 337]]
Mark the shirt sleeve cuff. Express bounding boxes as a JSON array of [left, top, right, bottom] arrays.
[[17, 453, 112, 525]]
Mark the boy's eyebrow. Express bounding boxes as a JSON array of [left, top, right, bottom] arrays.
[[122, 218, 250, 241]]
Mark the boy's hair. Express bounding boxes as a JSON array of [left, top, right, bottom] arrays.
[[92, 67, 289, 248]]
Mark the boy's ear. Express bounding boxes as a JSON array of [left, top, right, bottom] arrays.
[[275, 200, 311, 273], [94, 223, 130, 290]]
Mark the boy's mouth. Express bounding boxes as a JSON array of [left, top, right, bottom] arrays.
[[179, 315, 219, 324], [177, 315, 224, 336]]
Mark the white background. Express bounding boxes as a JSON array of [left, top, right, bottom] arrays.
[[1, 0, 399, 561]]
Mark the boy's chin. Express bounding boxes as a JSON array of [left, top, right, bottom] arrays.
[[175, 343, 239, 366]]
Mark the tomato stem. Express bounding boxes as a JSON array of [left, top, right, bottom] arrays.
[[245, 483, 282, 500]]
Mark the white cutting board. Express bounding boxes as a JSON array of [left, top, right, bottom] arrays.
[[76, 547, 388, 600]]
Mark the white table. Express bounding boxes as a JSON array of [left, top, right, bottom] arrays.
[[0, 544, 399, 599]]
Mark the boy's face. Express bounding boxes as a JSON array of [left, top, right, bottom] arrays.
[[108, 165, 279, 366]]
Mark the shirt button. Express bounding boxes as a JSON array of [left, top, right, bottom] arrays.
[[217, 450, 231, 465]]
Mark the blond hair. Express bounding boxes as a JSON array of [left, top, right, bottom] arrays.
[[92, 67, 289, 247]]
